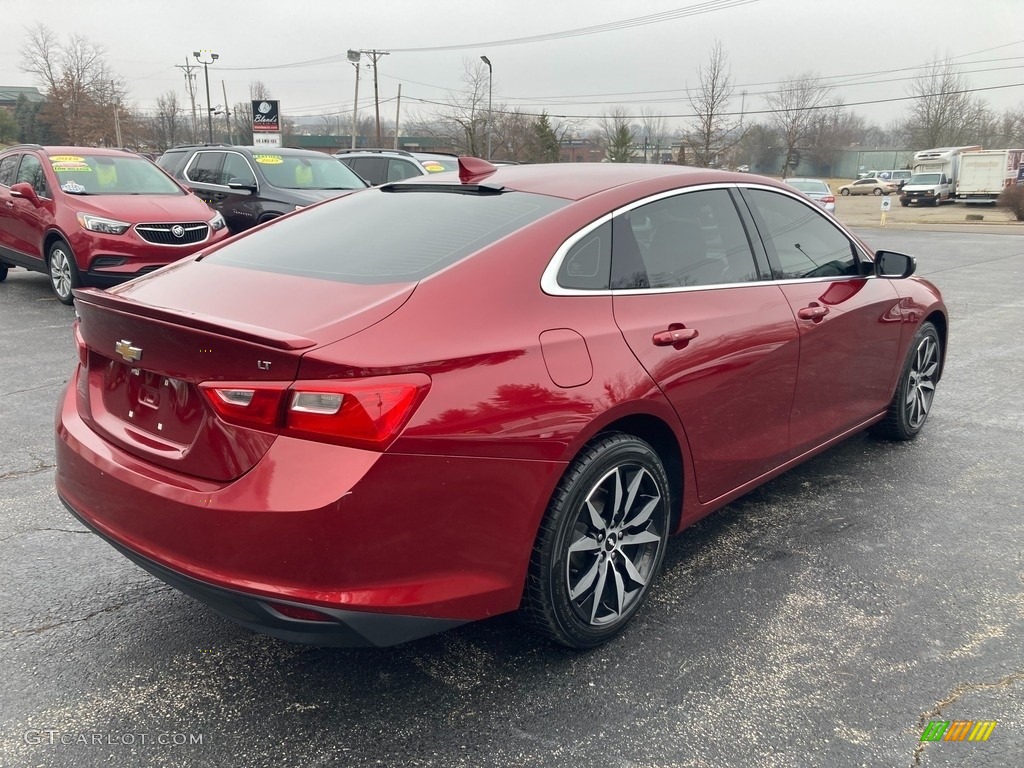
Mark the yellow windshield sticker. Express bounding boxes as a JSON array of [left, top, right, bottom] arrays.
[[50, 155, 86, 163], [52, 161, 91, 172], [253, 154, 284, 165], [422, 162, 447, 173]]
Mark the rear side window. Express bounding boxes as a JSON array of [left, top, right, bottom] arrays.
[[206, 189, 567, 283], [558, 221, 611, 290], [346, 156, 387, 185], [156, 151, 189, 178], [0, 155, 19, 187]]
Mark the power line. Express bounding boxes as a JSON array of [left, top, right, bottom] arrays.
[[403, 80, 1024, 121], [212, 0, 761, 71]]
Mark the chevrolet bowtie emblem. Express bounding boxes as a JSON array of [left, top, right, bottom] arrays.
[[115, 339, 142, 363]]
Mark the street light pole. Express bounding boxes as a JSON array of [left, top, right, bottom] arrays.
[[480, 56, 492, 161], [347, 50, 361, 149], [193, 50, 219, 143]]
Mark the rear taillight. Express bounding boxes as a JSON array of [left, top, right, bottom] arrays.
[[821, 195, 835, 204], [199, 374, 430, 450]]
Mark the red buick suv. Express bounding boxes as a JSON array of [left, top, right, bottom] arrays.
[[0, 145, 229, 303]]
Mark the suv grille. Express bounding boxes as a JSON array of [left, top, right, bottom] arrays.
[[135, 222, 209, 245]]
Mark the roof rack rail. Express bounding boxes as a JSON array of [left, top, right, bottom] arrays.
[[3, 143, 44, 151], [334, 147, 414, 157], [167, 143, 232, 150]]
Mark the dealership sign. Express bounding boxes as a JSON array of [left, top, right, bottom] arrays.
[[252, 100, 281, 132]]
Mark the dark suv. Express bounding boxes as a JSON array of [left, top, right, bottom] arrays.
[[157, 145, 368, 233], [335, 149, 460, 186]]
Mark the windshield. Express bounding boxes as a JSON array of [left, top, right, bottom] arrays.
[[50, 154, 183, 195], [254, 154, 367, 190], [788, 180, 828, 194], [909, 173, 941, 184]]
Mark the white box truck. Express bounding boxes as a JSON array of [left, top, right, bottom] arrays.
[[956, 149, 1024, 204], [900, 146, 982, 207]]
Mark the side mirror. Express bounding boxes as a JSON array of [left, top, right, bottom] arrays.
[[227, 179, 256, 194], [875, 250, 916, 279], [9, 182, 40, 206]]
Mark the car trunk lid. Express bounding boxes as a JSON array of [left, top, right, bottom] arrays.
[[71, 266, 416, 481]]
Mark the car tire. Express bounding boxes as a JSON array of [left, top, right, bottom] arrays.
[[520, 433, 671, 649], [872, 321, 941, 441], [48, 240, 81, 305], [0, 262, 9, 282], [873, 187, 883, 196], [900, 199, 909, 207], [840, 189, 850, 196]]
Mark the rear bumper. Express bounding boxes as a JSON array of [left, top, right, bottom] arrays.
[[55, 372, 561, 645], [61, 497, 464, 647]]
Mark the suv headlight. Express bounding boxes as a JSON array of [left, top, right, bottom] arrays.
[[210, 211, 227, 231], [77, 213, 130, 235]]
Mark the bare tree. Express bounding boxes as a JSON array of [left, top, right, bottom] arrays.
[[685, 41, 743, 167], [735, 122, 778, 173], [765, 71, 834, 177], [598, 107, 635, 162], [903, 57, 986, 148], [318, 113, 345, 136], [638, 108, 671, 163], [20, 23, 126, 144], [807, 107, 862, 176], [151, 90, 184, 152], [232, 81, 273, 145], [422, 58, 490, 155]]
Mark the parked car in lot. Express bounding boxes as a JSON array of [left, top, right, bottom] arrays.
[[157, 145, 368, 233], [783, 177, 836, 213], [335, 148, 460, 185], [0, 144, 230, 304], [837, 178, 897, 196], [56, 160, 947, 649]]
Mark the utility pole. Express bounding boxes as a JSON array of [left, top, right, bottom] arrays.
[[221, 80, 232, 144], [359, 49, 389, 146], [111, 81, 123, 148], [176, 58, 200, 142], [347, 50, 360, 149], [391, 83, 399, 150], [193, 50, 219, 144]]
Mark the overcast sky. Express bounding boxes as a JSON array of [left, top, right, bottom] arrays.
[[1, 0, 1021, 132]]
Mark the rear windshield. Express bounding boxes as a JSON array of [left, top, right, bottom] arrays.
[[418, 157, 459, 174], [787, 180, 828, 194], [204, 188, 567, 283]]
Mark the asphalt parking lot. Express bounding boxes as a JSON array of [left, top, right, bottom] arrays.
[[1, 225, 1022, 768]]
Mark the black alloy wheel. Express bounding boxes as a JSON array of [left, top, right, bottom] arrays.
[[521, 433, 671, 649]]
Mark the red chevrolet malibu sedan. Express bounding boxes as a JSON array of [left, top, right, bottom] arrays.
[[56, 159, 946, 648]]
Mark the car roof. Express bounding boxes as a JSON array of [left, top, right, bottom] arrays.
[[38, 146, 141, 158], [403, 163, 767, 202], [163, 145, 333, 158]]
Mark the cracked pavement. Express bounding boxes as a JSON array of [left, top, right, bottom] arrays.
[[1, 229, 1022, 767]]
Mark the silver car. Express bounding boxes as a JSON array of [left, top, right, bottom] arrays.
[[784, 178, 836, 213]]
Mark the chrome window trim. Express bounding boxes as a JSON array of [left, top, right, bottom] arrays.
[[542, 181, 850, 297]]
